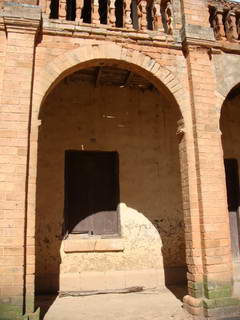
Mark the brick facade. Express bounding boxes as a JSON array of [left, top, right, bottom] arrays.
[[0, 0, 240, 319]]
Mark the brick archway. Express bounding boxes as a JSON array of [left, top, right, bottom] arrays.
[[27, 42, 189, 314], [32, 43, 184, 117]]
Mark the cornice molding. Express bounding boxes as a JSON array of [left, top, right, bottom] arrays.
[[0, 2, 41, 34]]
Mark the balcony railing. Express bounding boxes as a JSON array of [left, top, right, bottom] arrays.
[[39, 0, 173, 34], [209, 0, 240, 41]]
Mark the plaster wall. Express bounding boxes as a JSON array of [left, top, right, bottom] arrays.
[[35, 74, 185, 293], [221, 96, 240, 162], [213, 53, 240, 100]]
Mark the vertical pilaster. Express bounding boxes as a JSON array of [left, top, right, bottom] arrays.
[[177, 118, 204, 316], [0, 3, 40, 320], [180, 0, 209, 28]]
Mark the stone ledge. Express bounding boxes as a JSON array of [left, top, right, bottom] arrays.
[[2, 2, 41, 20], [181, 24, 215, 45], [0, 1, 41, 33], [59, 269, 165, 291], [41, 18, 183, 49], [63, 237, 124, 253]]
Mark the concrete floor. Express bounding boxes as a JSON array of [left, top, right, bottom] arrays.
[[37, 286, 193, 320]]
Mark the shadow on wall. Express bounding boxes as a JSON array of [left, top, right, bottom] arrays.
[[34, 76, 187, 318], [35, 204, 187, 319]]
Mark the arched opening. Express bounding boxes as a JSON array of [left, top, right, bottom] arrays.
[[220, 83, 240, 296], [34, 61, 187, 317]]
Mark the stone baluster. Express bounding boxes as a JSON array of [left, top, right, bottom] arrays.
[[59, 0, 67, 19], [161, 0, 173, 35], [210, 7, 225, 40], [139, 0, 147, 30], [92, 0, 100, 24], [152, 0, 163, 31], [236, 13, 240, 40], [39, 0, 47, 13], [109, 0, 116, 26], [224, 9, 236, 41], [216, 11, 225, 39], [124, 0, 133, 29], [229, 11, 238, 40], [76, 0, 84, 21], [46, 0, 51, 16], [137, 1, 142, 30]]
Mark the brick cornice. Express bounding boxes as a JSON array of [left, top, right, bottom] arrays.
[[0, 2, 41, 34]]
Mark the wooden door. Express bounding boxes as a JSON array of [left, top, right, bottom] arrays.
[[64, 151, 119, 235]]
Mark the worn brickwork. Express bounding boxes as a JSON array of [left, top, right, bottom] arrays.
[[0, 0, 240, 319]]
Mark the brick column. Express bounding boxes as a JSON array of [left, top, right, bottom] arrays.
[[0, 3, 40, 320], [177, 119, 204, 316], [180, 0, 209, 28], [180, 0, 240, 318], [185, 44, 240, 318]]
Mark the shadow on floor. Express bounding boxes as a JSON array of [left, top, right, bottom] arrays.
[[166, 284, 188, 301], [35, 287, 193, 320], [35, 285, 188, 320], [36, 294, 58, 320]]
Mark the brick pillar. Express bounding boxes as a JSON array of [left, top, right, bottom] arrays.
[[180, 0, 240, 318], [180, 0, 209, 28], [0, 3, 40, 320], [185, 44, 240, 319], [177, 119, 204, 316]]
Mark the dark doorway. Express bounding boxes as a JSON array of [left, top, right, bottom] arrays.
[[224, 158, 240, 260], [64, 150, 120, 235]]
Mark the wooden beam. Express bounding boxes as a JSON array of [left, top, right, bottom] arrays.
[[148, 84, 154, 91], [124, 71, 134, 86], [95, 67, 102, 87]]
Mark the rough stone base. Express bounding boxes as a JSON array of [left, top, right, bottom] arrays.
[[21, 308, 40, 320], [0, 304, 40, 320], [0, 303, 22, 320], [204, 304, 240, 319], [184, 294, 240, 319], [233, 261, 240, 298]]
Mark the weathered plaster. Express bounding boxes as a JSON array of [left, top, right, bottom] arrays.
[[213, 53, 240, 99], [35, 77, 186, 293], [221, 94, 240, 297]]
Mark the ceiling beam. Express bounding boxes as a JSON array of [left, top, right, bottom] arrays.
[[124, 71, 134, 86], [95, 67, 102, 87]]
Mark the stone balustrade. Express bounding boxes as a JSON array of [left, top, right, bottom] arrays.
[[208, 0, 240, 41], [39, 0, 173, 34]]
